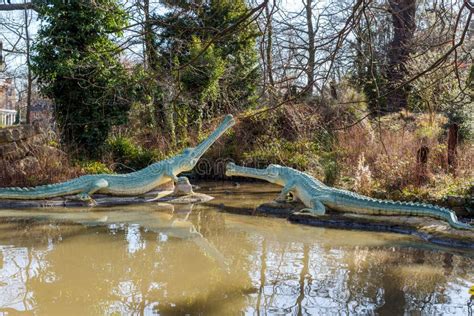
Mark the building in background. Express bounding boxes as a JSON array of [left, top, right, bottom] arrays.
[[0, 78, 17, 127], [29, 99, 53, 124]]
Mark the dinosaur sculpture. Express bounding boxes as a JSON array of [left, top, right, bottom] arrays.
[[225, 163, 473, 230], [0, 114, 235, 204]]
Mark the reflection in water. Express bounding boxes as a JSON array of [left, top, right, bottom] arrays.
[[0, 182, 472, 315]]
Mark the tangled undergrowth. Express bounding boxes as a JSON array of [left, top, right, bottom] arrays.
[[202, 104, 473, 205], [1, 103, 472, 209]]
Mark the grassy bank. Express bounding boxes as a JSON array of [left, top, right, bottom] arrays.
[[1, 104, 472, 212]]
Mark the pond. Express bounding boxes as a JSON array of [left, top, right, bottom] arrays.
[[0, 182, 472, 315]]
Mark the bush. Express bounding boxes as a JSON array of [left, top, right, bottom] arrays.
[[313, 129, 340, 186], [79, 161, 112, 175], [106, 136, 159, 172], [241, 138, 317, 170]]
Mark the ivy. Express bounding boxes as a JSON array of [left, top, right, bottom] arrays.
[[32, 0, 131, 158]]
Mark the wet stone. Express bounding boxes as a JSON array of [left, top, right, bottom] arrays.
[[252, 201, 474, 249], [0, 191, 214, 209], [256, 201, 304, 218]]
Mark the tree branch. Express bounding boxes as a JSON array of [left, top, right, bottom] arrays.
[[0, 3, 36, 11]]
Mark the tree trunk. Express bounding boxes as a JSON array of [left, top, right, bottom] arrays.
[[265, 1, 275, 102], [416, 145, 429, 185], [0, 41, 3, 67], [447, 123, 458, 175], [143, 0, 156, 71], [304, 0, 315, 97], [355, 30, 364, 83], [385, 0, 416, 112], [0, 3, 35, 11], [142, 0, 175, 145], [265, 1, 275, 89], [24, 6, 32, 124]]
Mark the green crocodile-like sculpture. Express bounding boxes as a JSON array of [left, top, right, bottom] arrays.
[[0, 115, 235, 204], [226, 163, 473, 230]]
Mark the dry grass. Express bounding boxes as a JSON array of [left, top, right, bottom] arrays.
[[0, 145, 83, 188], [1, 106, 471, 204], [336, 112, 473, 198]]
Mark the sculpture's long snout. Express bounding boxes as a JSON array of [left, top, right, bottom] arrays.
[[225, 163, 270, 181], [193, 114, 236, 159], [225, 162, 237, 176], [221, 114, 235, 127]]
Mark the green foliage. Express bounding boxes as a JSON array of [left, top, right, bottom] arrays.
[[468, 64, 474, 89], [414, 116, 444, 139], [360, 74, 387, 113], [157, 0, 260, 129], [399, 176, 473, 200], [32, 0, 131, 158], [443, 96, 474, 142], [180, 37, 226, 131], [242, 138, 316, 170], [106, 136, 159, 172], [406, 50, 473, 141], [79, 161, 113, 174], [204, 0, 260, 110], [182, 37, 225, 104], [314, 130, 340, 186]]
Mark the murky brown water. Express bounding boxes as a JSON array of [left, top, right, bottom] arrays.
[[0, 182, 472, 315]]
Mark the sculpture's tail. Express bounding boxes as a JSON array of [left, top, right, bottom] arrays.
[[0, 178, 84, 200], [338, 190, 473, 230]]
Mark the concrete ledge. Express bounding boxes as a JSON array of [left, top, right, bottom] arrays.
[[253, 201, 474, 249], [0, 191, 213, 208]]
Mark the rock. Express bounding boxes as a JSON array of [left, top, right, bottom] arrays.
[[39, 145, 65, 159], [288, 211, 474, 249], [256, 201, 304, 217], [11, 128, 21, 141], [0, 124, 49, 163], [158, 192, 214, 204], [0, 130, 8, 144], [0, 191, 214, 209], [444, 195, 472, 216], [18, 157, 40, 172], [0, 143, 18, 159], [22, 125, 36, 138], [241, 201, 474, 250], [0, 128, 13, 144]]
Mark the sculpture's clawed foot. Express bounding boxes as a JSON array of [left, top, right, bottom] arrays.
[[296, 208, 324, 215], [75, 193, 96, 206], [297, 208, 314, 214], [274, 194, 293, 203], [87, 199, 97, 207], [173, 177, 195, 196]]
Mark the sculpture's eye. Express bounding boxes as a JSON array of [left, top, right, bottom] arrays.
[[182, 148, 191, 155]]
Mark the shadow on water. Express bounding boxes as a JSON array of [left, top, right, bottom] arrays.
[[0, 182, 472, 314]]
